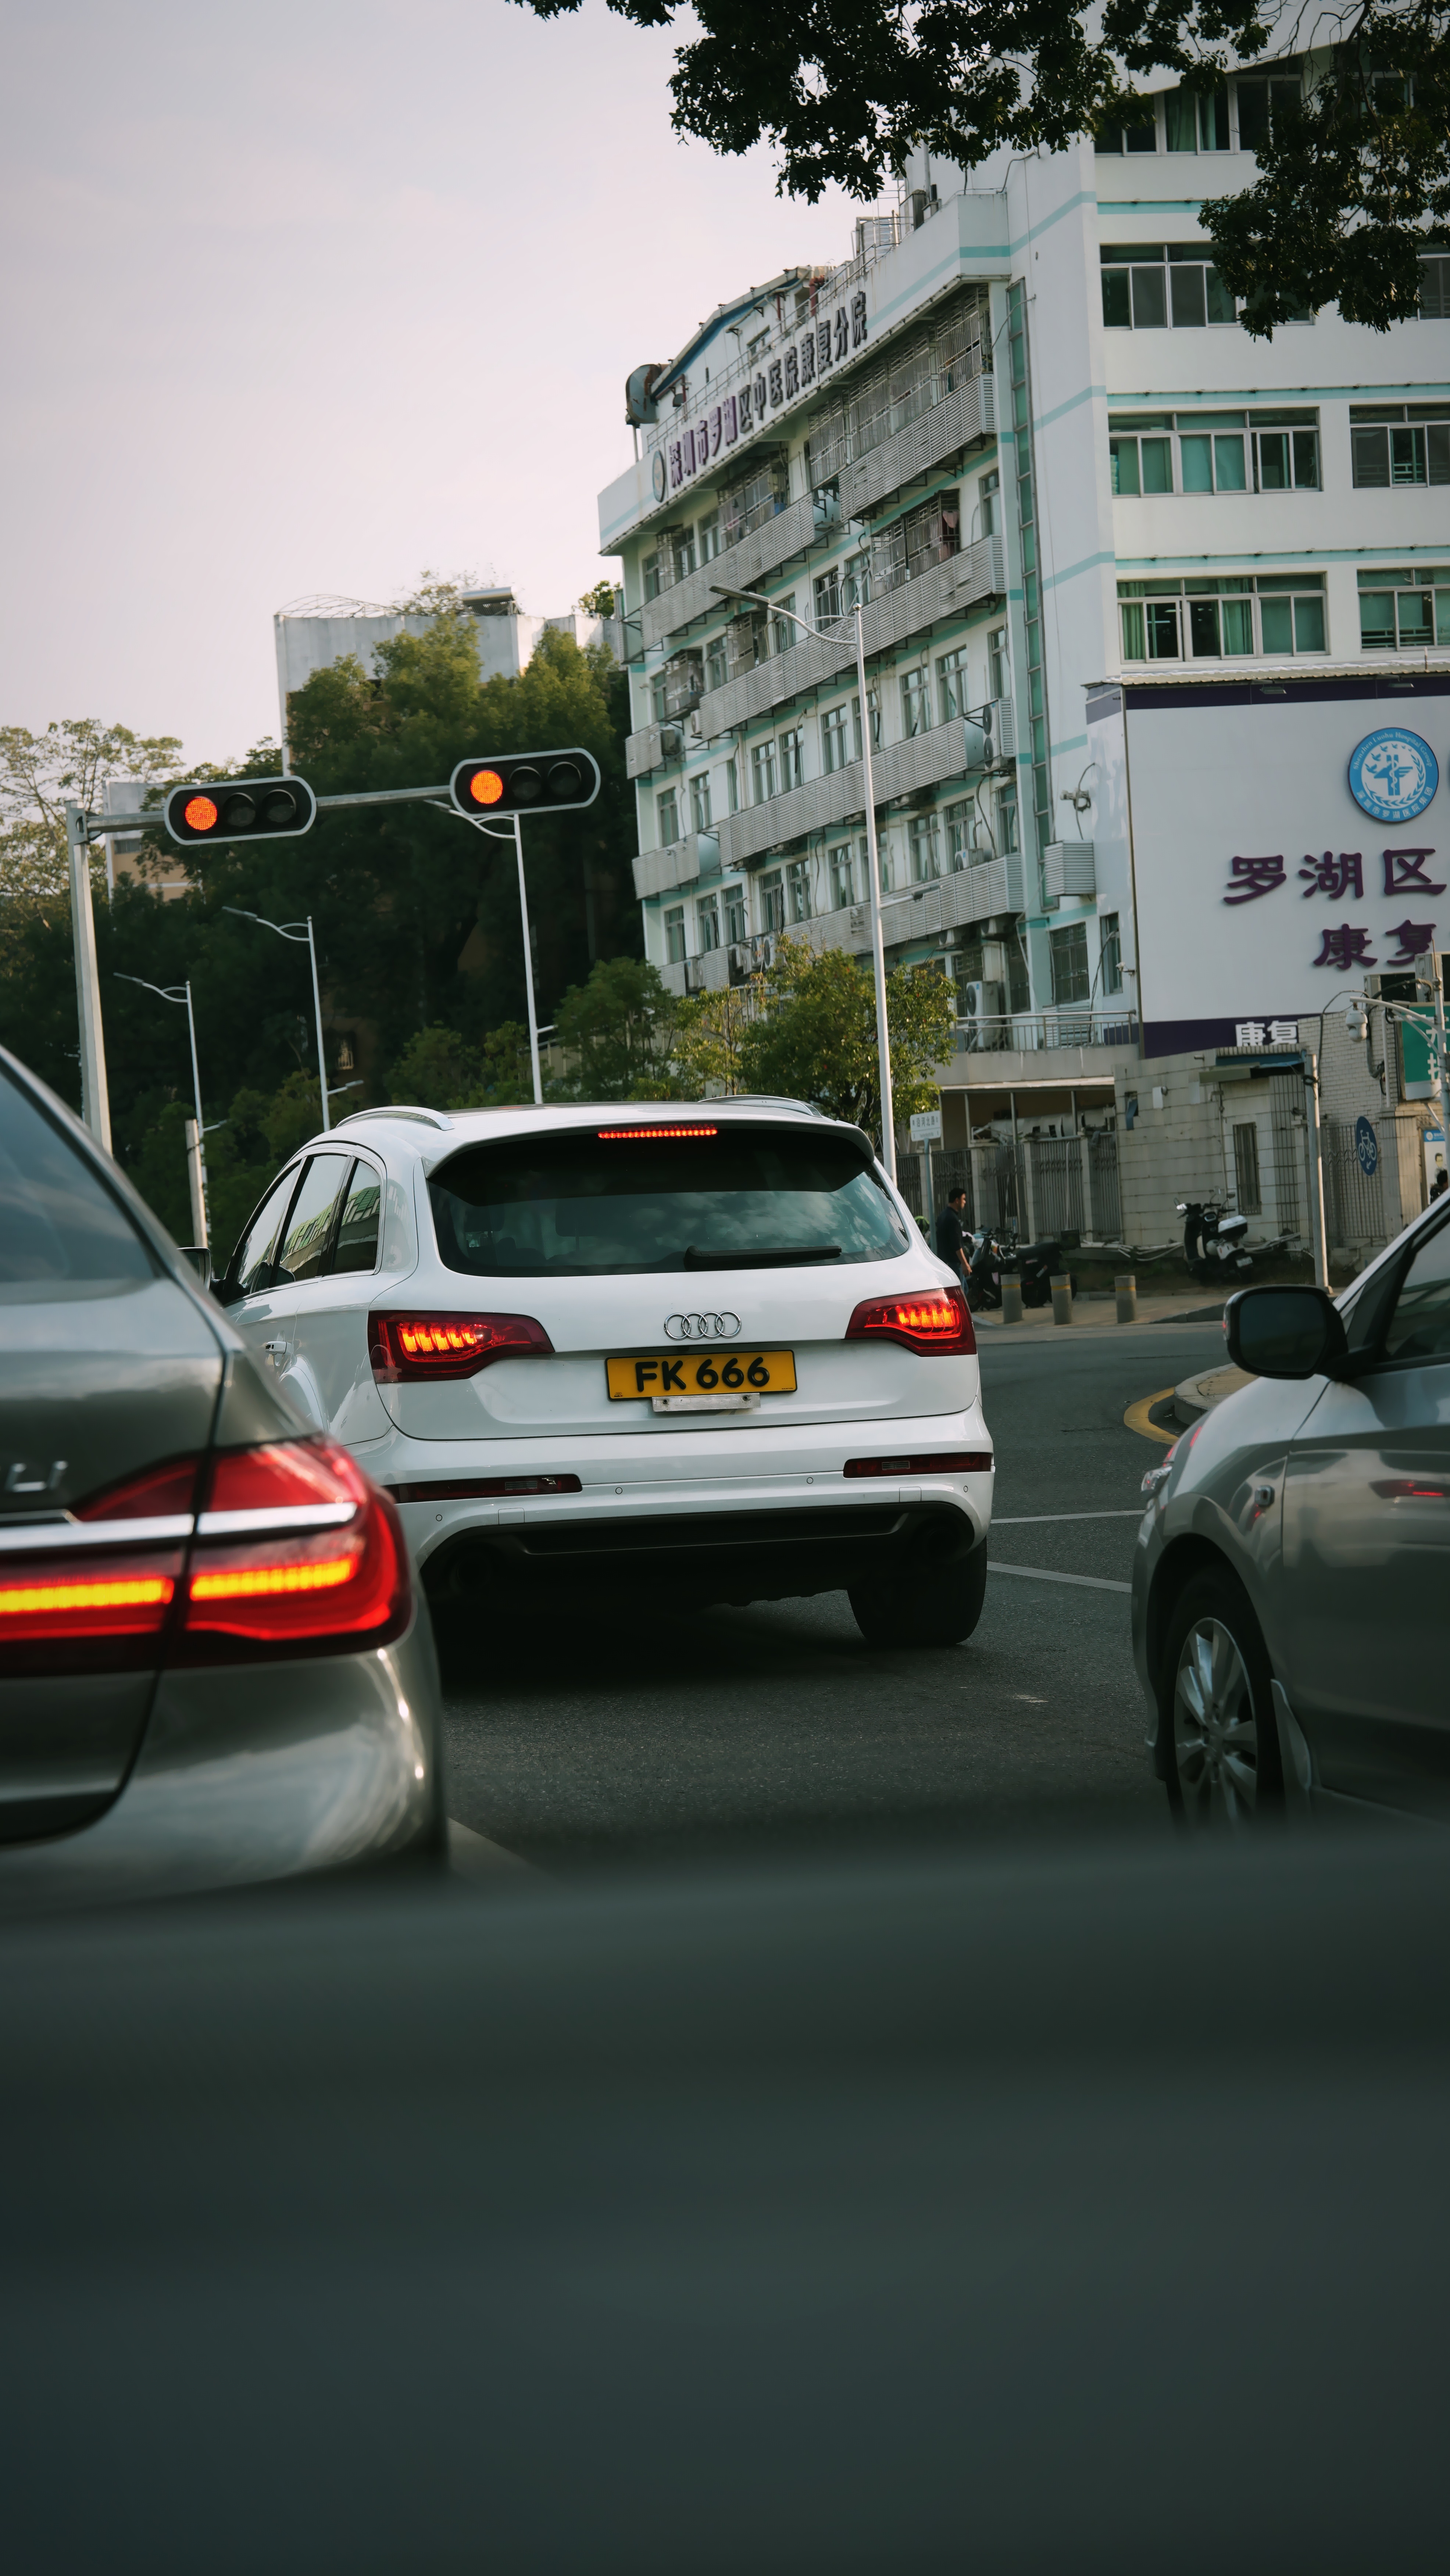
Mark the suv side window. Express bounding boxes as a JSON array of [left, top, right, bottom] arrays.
[[329, 1159, 382, 1274], [1381, 1216, 1450, 1366], [228, 1167, 304, 1299], [273, 1153, 351, 1284]]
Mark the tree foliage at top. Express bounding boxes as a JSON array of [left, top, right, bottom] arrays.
[[515, 0, 1449, 333], [0, 718, 183, 905]]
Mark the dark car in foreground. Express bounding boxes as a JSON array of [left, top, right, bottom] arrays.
[[0, 1044, 444, 1912], [1133, 1197, 1450, 1825]]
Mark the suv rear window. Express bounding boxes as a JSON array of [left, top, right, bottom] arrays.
[[429, 1124, 910, 1277], [0, 1067, 154, 1298]]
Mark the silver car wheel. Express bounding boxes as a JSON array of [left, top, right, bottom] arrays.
[[1172, 1615, 1259, 1825]]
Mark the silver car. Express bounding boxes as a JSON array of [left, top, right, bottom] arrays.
[[0, 1045, 444, 1913], [1133, 1198, 1450, 1825]]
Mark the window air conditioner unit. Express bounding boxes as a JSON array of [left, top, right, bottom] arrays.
[[960, 979, 1006, 1033], [658, 724, 682, 756], [755, 934, 776, 969], [1043, 841, 1096, 900], [727, 942, 752, 973]]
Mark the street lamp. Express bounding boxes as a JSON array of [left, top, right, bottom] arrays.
[[711, 582, 897, 1179], [222, 908, 334, 1130], [115, 973, 210, 1246]]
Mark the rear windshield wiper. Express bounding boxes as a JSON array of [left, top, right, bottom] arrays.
[[684, 1244, 842, 1268]]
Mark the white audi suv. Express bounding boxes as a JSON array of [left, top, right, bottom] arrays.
[[216, 1098, 995, 1646]]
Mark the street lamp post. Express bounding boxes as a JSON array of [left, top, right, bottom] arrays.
[[435, 808, 545, 1105], [115, 973, 210, 1244], [222, 908, 333, 1130], [711, 584, 897, 1180]]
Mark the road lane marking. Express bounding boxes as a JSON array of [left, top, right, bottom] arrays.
[[992, 1510, 1145, 1524], [988, 1563, 1133, 1595], [1124, 1387, 1179, 1446]]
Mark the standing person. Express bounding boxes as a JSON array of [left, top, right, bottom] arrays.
[[936, 1185, 971, 1288]]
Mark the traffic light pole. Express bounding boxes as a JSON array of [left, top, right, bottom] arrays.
[[65, 804, 112, 1151], [514, 816, 544, 1108]]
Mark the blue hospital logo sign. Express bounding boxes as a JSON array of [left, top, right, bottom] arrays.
[[1348, 728, 1439, 824]]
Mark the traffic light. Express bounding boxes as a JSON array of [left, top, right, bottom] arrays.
[[164, 776, 318, 846], [450, 748, 601, 819]]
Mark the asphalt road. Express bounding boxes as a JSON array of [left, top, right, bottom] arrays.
[[440, 1317, 1229, 1868]]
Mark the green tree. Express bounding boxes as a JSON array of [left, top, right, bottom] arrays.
[[737, 937, 957, 1144], [549, 955, 680, 1099], [671, 980, 761, 1098], [578, 579, 619, 619], [515, 0, 1450, 335], [0, 718, 183, 905]]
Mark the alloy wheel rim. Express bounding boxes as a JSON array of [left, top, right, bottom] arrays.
[[1172, 1616, 1258, 1823]]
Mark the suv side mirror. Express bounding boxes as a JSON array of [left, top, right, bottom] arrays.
[[1224, 1284, 1347, 1380]]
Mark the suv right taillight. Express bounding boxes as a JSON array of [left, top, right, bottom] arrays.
[[368, 1312, 553, 1382], [177, 1438, 410, 1661], [844, 1288, 976, 1356]]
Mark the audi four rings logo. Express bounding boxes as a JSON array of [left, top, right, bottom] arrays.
[[664, 1312, 741, 1341]]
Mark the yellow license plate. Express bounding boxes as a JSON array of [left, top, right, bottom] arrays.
[[606, 1349, 797, 1401]]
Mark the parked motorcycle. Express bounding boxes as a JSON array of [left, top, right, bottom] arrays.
[[965, 1228, 1010, 1311], [1015, 1238, 1080, 1308], [1177, 1199, 1256, 1285]]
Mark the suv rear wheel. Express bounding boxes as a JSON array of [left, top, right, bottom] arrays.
[[1161, 1566, 1282, 1828], [849, 1543, 988, 1649]]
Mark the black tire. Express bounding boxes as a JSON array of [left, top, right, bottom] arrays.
[[849, 1543, 988, 1649], [1159, 1564, 1282, 1830]]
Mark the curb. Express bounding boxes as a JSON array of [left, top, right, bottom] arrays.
[[1169, 1363, 1254, 1428]]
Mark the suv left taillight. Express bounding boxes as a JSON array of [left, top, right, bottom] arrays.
[[177, 1438, 410, 1661]]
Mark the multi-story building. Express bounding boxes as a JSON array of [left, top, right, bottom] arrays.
[[274, 588, 622, 748], [596, 69, 1450, 1259]]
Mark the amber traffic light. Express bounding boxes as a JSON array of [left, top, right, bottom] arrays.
[[164, 776, 318, 845], [449, 749, 601, 819]]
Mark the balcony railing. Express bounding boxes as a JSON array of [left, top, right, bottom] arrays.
[[956, 1010, 1140, 1055]]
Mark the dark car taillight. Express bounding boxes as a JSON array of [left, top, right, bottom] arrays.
[[368, 1312, 553, 1382], [178, 1439, 410, 1661], [844, 1288, 976, 1356], [0, 1440, 410, 1675]]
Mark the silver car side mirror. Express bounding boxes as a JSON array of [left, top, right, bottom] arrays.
[[1224, 1285, 1347, 1381]]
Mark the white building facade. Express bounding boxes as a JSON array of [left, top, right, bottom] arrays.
[[596, 68, 1449, 1259]]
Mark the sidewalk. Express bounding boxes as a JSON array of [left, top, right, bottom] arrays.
[[972, 1288, 1226, 1334]]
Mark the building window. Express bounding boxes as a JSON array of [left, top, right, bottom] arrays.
[[909, 813, 941, 881], [1357, 567, 1450, 651], [724, 755, 740, 816], [758, 871, 785, 934], [657, 786, 679, 845], [828, 843, 857, 909], [1049, 922, 1090, 1006], [871, 490, 961, 598], [1166, 83, 1230, 151], [821, 702, 851, 773], [769, 593, 798, 656], [664, 905, 686, 964], [751, 740, 778, 804], [851, 691, 881, 759], [1101, 243, 1238, 330], [978, 470, 999, 539], [1094, 105, 1158, 154], [996, 788, 1019, 852], [1421, 255, 1450, 318], [1118, 574, 1327, 660], [689, 773, 712, 834], [725, 882, 747, 945], [840, 551, 872, 612], [696, 513, 722, 564], [697, 893, 721, 952], [786, 857, 812, 923], [814, 567, 842, 623], [901, 667, 930, 737], [1234, 72, 1302, 153], [1232, 1122, 1262, 1216], [942, 800, 971, 871], [1350, 407, 1450, 487], [643, 552, 661, 601], [937, 646, 969, 724], [1100, 912, 1123, 995], [1111, 408, 1320, 494], [705, 632, 728, 692], [779, 724, 805, 791], [987, 626, 1008, 701]]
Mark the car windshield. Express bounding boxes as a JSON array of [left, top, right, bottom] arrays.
[[0, 1067, 154, 1299], [428, 1123, 910, 1277]]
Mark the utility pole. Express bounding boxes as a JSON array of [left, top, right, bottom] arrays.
[[223, 908, 333, 1129], [65, 803, 111, 1151], [513, 815, 544, 1106], [116, 974, 210, 1245], [1305, 1050, 1329, 1290]]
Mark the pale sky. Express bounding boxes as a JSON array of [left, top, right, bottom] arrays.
[[1, 0, 858, 768]]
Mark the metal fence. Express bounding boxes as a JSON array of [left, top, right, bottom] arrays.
[[1321, 1117, 1386, 1245], [899, 1133, 1121, 1246]]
